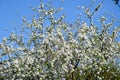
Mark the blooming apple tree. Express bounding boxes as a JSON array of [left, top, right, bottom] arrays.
[[0, 0, 120, 79]]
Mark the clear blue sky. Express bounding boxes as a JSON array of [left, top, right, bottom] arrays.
[[0, 0, 120, 42]]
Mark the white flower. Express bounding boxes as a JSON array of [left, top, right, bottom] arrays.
[[13, 59, 19, 67], [3, 38, 7, 42], [81, 6, 85, 9], [62, 64, 68, 72], [78, 33, 88, 40], [100, 16, 107, 22]]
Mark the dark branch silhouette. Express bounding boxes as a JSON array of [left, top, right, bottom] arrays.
[[113, 0, 120, 8], [114, 0, 119, 4]]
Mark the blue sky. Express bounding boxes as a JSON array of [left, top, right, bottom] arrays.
[[0, 0, 120, 42]]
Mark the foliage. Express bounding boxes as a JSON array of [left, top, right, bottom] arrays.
[[0, 0, 120, 79]]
